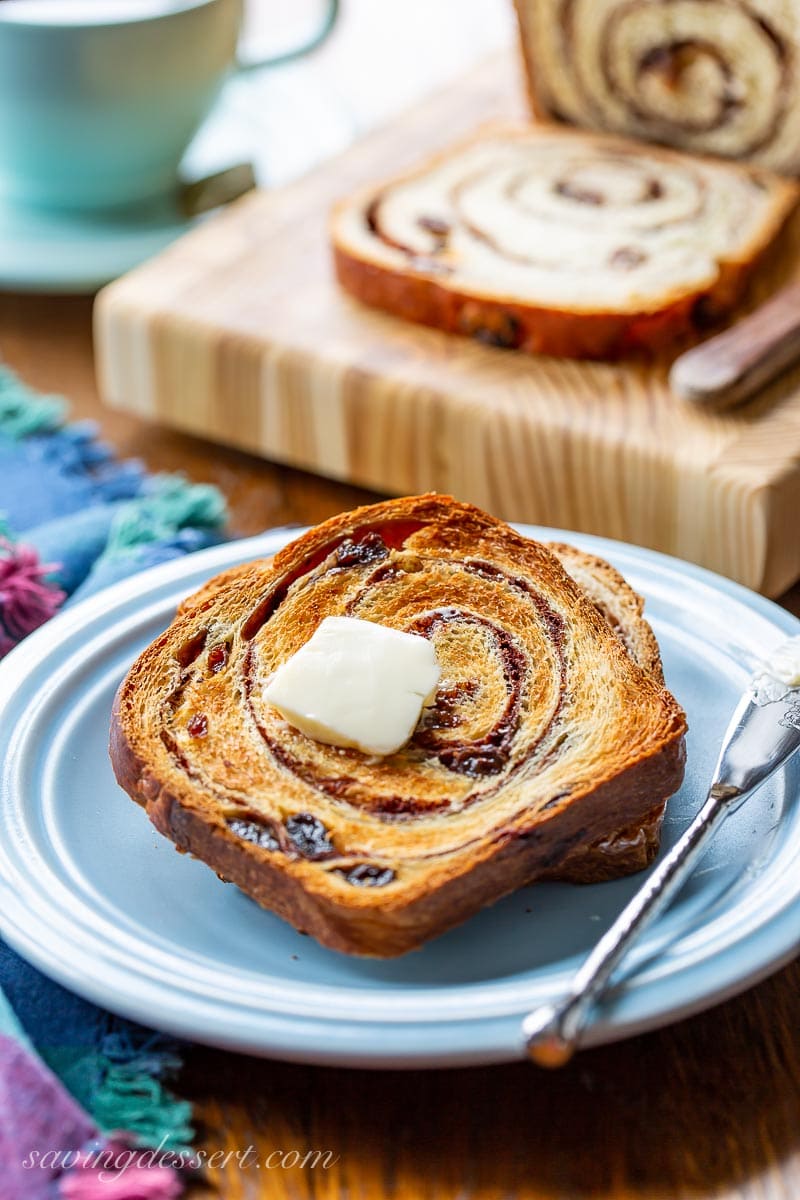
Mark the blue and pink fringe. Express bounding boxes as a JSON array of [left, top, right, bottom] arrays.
[[0, 368, 230, 1197]]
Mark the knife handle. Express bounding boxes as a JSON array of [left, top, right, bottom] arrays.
[[670, 281, 800, 410]]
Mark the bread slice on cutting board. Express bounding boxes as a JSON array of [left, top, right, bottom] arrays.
[[331, 124, 799, 359]]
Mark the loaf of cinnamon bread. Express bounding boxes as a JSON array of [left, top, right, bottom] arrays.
[[514, 0, 800, 174], [110, 495, 687, 956]]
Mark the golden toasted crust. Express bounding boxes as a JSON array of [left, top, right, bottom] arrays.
[[548, 543, 663, 683], [110, 495, 687, 956], [177, 559, 274, 616], [541, 542, 666, 881], [331, 122, 799, 359]]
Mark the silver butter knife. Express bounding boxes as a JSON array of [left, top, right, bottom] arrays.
[[522, 636, 800, 1067]]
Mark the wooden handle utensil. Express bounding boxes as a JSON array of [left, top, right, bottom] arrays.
[[670, 281, 800, 410]]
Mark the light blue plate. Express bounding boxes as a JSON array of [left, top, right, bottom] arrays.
[[1, 527, 799, 1068]]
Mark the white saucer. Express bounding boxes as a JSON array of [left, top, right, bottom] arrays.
[[0, 190, 191, 294], [0, 86, 259, 293]]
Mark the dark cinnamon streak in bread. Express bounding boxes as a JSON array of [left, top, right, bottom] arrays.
[[110, 496, 687, 957], [174, 542, 667, 885]]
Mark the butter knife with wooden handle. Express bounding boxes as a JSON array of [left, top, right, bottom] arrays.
[[670, 281, 800, 409]]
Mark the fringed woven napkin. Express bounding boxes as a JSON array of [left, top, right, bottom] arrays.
[[0, 368, 229, 1198]]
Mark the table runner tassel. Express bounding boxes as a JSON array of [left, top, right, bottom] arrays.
[[70, 1032, 195, 1155], [0, 537, 64, 655], [0, 366, 146, 536], [103, 474, 227, 555], [0, 1032, 190, 1199], [65, 476, 228, 605], [0, 364, 66, 438], [0, 1033, 95, 1200], [58, 1141, 185, 1200]]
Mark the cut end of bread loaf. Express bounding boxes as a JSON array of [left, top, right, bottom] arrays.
[[330, 123, 799, 359], [514, 0, 800, 176], [110, 495, 687, 957]]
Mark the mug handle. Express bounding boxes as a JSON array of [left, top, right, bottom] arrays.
[[236, 0, 340, 71]]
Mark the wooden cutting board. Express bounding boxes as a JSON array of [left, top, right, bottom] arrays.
[[95, 52, 800, 598]]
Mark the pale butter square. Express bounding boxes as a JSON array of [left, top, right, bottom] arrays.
[[263, 616, 441, 756]]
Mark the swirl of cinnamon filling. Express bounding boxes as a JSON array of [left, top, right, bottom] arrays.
[[347, 129, 790, 318], [516, 0, 799, 172], [173, 532, 568, 840], [153, 498, 686, 900]]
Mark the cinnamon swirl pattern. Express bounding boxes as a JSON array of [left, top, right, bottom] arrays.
[[515, 0, 800, 173], [332, 126, 798, 359], [110, 496, 687, 956]]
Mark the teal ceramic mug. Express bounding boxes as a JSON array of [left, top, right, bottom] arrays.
[[0, 0, 339, 211]]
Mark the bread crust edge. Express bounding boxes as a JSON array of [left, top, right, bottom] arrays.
[[110, 688, 686, 960]]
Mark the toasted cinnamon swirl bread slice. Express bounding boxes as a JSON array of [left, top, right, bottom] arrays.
[[331, 124, 798, 359], [514, 0, 800, 175], [174, 537, 667, 885], [110, 495, 687, 957]]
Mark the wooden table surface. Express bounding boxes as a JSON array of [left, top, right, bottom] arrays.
[[6, 285, 800, 1200], [5, 4, 800, 1196]]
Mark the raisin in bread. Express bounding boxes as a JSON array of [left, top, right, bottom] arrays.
[[331, 124, 798, 359], [515, 0, 800, 175], [110, 495, 687, 957]]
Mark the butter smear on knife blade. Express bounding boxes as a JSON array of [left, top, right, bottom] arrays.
[[752, 636, 800, 705]]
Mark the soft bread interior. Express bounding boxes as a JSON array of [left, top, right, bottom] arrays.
[[332, 124, 798, 313], [514, 0, 800, 174]]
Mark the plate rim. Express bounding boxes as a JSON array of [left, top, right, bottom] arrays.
[[0, 196, 191, 293], [1, 525, 799, 1067]]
